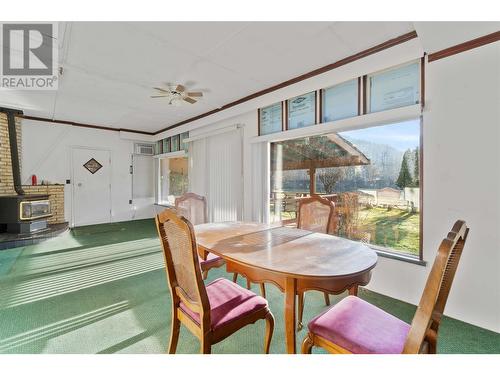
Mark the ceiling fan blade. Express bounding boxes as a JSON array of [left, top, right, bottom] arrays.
[[151, 95, 168, 98], [187, 92, 203, 97], [153, 87, 169, 93], [183, 97, 197, 104], [175, 84, 186, 92]]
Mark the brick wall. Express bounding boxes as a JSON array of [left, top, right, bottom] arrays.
[[22, 185, 65, 224], [0, 112, 21, 196], [1, 112, 66, 224]]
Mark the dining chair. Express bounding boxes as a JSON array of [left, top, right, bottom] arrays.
[[301, 220, 469, 354], [296, 195, 337, 330], [155, 208, 275, 354], [175, 192, 224, 279]]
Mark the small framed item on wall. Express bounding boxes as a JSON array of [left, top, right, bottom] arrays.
[[287, 91, 316, 130], [171, 134, 180, 152], [259, 102, 283, 135]]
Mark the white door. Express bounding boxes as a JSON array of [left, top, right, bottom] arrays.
[[131, 154, 155, 219], [72, 148, 111, 226]]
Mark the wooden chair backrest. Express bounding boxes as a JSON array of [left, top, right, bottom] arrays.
[[403, 220, 469, 353], [297, 195, 336, 234], [175, 192, 208, 225], [155, 208, 210, 327]]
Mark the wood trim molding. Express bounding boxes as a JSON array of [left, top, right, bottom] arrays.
[[257, 108, 261, 136], [362, 75, 367, 115], [18, 115, 155, 135], [281, 101, 285, 132], [419, 115, 424, 261], [428, 31, 500, 62], [315, 90, 319, 125], [421, 54, 426, 108], [155, 31, 419, 134], [284, 99, 289, 131], [357, 77, 361, 116]]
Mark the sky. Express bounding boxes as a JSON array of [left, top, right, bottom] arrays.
[[339, 119, 420, 152]]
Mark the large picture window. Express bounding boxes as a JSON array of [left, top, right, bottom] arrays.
[[269, 119, 421, 258]]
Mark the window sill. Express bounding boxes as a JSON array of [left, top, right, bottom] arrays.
[[369, 245, 427, 266], [154, 203, 174, 208]]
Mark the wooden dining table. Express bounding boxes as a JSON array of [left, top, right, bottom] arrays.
[[194, 222, 378, 354]]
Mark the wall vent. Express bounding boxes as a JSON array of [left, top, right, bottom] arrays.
[[134, 143, 154, 156]]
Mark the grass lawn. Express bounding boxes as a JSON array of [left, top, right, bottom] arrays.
[[269, 205, 420, 256], [357, 206, 420, 256]]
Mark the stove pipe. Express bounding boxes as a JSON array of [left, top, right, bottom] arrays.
[[2, 107, 25, 195]]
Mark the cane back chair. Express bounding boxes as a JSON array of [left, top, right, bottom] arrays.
[[175, 192, 224, 278], [155, 208, 275, 354], [301, 220, 469, 354], [296, 195, 337, 330]]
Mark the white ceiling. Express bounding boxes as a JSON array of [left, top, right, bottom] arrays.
[[0, 21, 497, 133]]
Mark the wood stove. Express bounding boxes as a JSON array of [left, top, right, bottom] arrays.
[[0, 195, 51, 233], [0, 107, 53, 234]]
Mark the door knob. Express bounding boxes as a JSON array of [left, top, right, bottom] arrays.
[[77, 183, 83, 187]]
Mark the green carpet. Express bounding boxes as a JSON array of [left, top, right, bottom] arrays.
[[0, 219, 498, 354]]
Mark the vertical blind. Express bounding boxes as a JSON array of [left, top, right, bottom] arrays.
[[188, 127, 243, 222]]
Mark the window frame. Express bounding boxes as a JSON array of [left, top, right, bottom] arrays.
[[285, 91, 318, 130], [154, 150, 189, 207], [258, 102, 284, 136], [365, 59, 422, 114], [320, 78, 359, 123], [262, 112, 424, 264]]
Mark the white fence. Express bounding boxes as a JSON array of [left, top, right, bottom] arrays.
[[357, 187, 420, 212]]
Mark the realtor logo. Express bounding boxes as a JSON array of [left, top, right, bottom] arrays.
[[1, 22, 58, 90]]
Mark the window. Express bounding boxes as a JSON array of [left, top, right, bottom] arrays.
[[156, 156, 188, 206], [368, 61, 420, 113], [322, 79, 358, 122], [171, 135, 180, 152], [259, 102, 283, 135], [180, 132, 189, 150], [163, 138, 170, 153], [269, 119, 421, 258], [287, 91, 316, 129]]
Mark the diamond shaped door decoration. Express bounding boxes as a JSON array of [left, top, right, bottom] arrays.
[[83, 158, 103, 174]]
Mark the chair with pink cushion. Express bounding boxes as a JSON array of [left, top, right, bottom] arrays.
[[302, 220, 469, 354], [155, 208, 275, 354], [175, 192, 224, 279]]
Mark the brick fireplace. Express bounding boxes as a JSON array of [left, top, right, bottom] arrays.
[[0, 110, 66, 242]]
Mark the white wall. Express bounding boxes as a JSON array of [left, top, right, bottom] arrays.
[[21, 120, 156, 225], [164, 42, 500, 332], [369, 43, 499, 333]]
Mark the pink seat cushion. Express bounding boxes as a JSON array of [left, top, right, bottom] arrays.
[[308, 296, 410, 354], [180, 278, 268, 331], [199, 252, 223, 268]]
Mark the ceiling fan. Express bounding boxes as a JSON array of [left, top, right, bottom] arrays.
[[151, 84, 203, 105]]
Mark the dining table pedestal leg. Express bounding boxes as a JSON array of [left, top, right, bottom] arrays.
[[284, 277, 297, 354]]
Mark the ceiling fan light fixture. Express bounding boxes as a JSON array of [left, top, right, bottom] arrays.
[[151, 83, 203, 105]]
